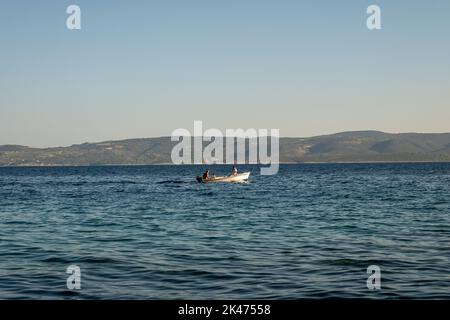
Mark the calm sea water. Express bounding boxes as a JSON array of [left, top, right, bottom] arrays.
[[0, 163, 449, 299]]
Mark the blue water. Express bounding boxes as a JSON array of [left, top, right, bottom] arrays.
[[0, 163, 449, 299]]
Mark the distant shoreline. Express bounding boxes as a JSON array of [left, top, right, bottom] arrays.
[[1, 160, 450, 169], [2, 131, 450, 166]]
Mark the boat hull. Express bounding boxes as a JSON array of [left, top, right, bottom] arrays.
[[197, 172, 250, 183]]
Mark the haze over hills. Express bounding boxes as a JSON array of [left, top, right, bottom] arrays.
[[1, 131, 450, 166]]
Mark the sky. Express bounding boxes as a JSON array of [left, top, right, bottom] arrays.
[[0, 0, 449, 147]]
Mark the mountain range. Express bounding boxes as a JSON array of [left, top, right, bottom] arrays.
[[1, 131, 450, 166]]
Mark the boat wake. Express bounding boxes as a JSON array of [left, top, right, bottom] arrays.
[[155, 180, 187, 185]]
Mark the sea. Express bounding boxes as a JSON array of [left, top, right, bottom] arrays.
[[0, 163, 449, 299]]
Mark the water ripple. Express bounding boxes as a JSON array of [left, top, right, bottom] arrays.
[[0, 163, 449, 299]]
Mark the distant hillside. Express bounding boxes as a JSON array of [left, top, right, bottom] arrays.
[[1, 131, 450, 166]]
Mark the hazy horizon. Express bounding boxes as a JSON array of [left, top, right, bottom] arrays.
[[1, 0, 449, 148]]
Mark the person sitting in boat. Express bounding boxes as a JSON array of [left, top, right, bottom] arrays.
[[230, 165, 238, 176], [202, 170, 210, 180]]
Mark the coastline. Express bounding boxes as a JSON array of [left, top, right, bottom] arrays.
[[1, 160, 450, 168]]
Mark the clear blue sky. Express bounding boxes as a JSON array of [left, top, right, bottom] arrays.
[[1, 0, 449, 147]]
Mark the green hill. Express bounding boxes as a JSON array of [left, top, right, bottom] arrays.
[[1, 131, 450, 166]]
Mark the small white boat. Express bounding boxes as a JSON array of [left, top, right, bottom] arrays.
[[196, 171, 250, 183]]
